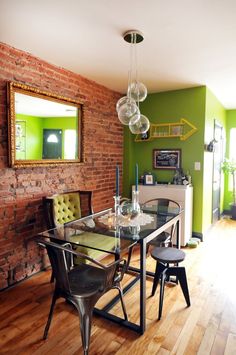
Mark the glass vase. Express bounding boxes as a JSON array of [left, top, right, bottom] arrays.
[[132, 190, 141, 216], [113, 195, 121, 218]]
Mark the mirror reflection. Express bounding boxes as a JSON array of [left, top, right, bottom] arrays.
[[15, 93, 78, 160], [8, 82, 82, 167]]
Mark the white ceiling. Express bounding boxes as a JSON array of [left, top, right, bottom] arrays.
[[1, 0, 236, 108], [15, 93, 77, 117]]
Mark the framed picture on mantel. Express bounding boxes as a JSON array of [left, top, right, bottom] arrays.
[[144, 173, 154, 185], [153, 149, 181, 170]]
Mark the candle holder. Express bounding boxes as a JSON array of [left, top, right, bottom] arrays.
[[114, 224, 121, 252], [113, 195, 121, 218], [129, 224, 140, 239], [132, 189, 141, 216]]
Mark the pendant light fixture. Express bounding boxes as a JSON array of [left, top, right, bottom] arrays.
[[116, 30, 150, 134]]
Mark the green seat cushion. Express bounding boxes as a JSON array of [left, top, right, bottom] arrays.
[[69, 232, 115, 264], [53, 193, 81, 225]]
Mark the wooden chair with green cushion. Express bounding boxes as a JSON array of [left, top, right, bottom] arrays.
[[43, 190, 93, 230], [43, 190, 109, 278]]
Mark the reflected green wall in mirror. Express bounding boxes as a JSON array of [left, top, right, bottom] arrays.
[[16, 114, 77, 160], [16, 114, 42, 159]]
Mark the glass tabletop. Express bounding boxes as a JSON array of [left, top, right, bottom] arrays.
[[38, 206, 182, 255]]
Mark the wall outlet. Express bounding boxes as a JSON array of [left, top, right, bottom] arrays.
[[194, 162, 201, 171]]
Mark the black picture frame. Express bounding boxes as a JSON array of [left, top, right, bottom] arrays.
[[153, 149, 181, 170]]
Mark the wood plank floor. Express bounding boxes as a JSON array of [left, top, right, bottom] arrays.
[[1, 217, 236, 354]]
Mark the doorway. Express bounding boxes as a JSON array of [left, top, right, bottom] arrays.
[[43, 129, 62, 159], [212, 121, 223, 223]]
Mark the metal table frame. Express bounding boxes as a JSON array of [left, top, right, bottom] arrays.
[[93, 212, 181, 334]]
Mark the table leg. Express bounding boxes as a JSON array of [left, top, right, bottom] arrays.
[[176, 219, 180, 249], [140, 239, 146, 334]]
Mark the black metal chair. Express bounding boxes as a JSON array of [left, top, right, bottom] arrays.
[[142, 198, 181, 251], [38, 239, 127, 355], [126, 198, 181, 267], [150, 247, 191, 320]]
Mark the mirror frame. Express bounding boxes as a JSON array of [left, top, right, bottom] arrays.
[[7, 81, 84, 168]]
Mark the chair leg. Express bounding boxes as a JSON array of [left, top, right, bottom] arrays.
[[43, 290, 58, 339], [177, 267, 191, 307], [151, 262, 166, 297], [126, 246, 133, 270], [158, 270, 167, 320], [73, 297, 97, 355], [113, 285, 128, 320], [168, 267, 191, 307]]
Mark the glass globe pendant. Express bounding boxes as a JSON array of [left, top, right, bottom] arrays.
[[116, 30, 151, 133], [129, 114, 150, 134], [116, 95, 136, 112], [117, 101, 140, 125], [128, 81, 147, 102]]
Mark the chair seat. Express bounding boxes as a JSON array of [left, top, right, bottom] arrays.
[[149, 231, 170, 246], [151, 247, 185, 263], [68, 264, 106, 297]]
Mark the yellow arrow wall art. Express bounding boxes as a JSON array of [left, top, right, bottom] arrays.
[[135, 118, 197, 142]]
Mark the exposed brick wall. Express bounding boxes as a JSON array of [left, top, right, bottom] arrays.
[[0, 42, 123, 290]]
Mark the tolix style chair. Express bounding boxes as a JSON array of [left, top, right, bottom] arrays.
[[38, 239, 128, 355], [142, 198, 181, 252], [126, 198, 181, 267]]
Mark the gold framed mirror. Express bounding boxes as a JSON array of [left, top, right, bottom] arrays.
[[7, 82, 83, 167]]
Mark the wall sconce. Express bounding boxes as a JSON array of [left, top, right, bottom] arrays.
[[205, 139, 217, 152]]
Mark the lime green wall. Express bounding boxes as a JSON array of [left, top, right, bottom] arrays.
[[123, 85, 229, 235], [16, 114, 42, 159], [123, 86, 206, 234], [15, 115, 77, 159], [224, 110, 236, 209], [43, 117, 77, 159], [203, 89, 226, 231]]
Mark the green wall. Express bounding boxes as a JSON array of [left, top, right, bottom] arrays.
[[15, 115, 77, 159], [224, 110, 236, 209], [16, 114, 42, 159], [123, 85, 230, 236], [43, 117, 77, 159], [203, 89, 226, 231], [123, 86, 206, 234]]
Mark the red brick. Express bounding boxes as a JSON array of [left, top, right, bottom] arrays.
[[0, 42, 123, 290]]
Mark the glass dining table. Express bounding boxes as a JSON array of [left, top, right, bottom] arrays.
[[37, 205, 182, 335]]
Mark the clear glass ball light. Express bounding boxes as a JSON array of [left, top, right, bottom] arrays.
[[117, 102, 140, 125], [129, 114, 150, 134], [116, 96, 136, 113], [128, 81, 147, 102]]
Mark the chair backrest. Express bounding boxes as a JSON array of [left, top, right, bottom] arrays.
[[38, 239, 126, 295], [43, 190, 93, 229], [142, 198, 180, 215], [42, 241, 72, 293], [142, 198, 180, 237]]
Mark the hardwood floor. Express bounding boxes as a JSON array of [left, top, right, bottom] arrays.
[[1, 217, 236, 354]]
